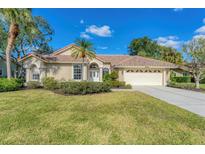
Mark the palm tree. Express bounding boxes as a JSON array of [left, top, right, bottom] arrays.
[[72, 39, 96, 62], [71, 39, 96, 80], [0, 9, 38, 79]]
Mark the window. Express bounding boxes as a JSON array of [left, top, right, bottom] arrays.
[[73, 64, 82, 80], [31, 65, 40, 81], [0, 67, 2, 77], [103, 68, 109, 76], [183, 72, 189, 76], [32, 74, 40, 80]]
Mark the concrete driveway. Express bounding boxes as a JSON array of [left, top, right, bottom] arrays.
[[133, 86, 205, 117]]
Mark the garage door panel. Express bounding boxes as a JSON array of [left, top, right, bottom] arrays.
[[124, 72, 163, 85]]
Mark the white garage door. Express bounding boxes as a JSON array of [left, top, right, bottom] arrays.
[[124, 72, 163, 86]]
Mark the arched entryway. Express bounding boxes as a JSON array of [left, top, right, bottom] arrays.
[[30, 64, 40, 81], [89, 63, 100, 82]]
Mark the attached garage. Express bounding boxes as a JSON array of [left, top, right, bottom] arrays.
[[124, 69, 163, 86]]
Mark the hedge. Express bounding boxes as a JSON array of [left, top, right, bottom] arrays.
[[170, 76, 191, 83], [167, 82, 195, 89], [106, 80, 132, 89], [42, 77, 59, 90], [55, 81, 111, 95], [0, 78, 24, 92]]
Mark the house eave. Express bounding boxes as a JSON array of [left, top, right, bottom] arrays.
[[47, 61, 89, 64], [113, 66, 178, 69]]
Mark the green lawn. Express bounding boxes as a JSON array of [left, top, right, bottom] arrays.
[[0, 90, 205, 144], [200, 84, 205, 89]]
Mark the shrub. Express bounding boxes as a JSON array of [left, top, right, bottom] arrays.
[[105, 80, 132, 89], [0, 78, 23, 92], [42, 77, 58, 90], [56, 81, 111, 95], [170, 76, 191, 83], [27, 81, 41, 89], [103, 71, 118, 81], [107, 80, 125, 88], [167, 81, 195, 89], [103, 73, 111, 81], [200, 77, 205, 84], [109, 71, 118, 80], [124, 84, 132, 89]]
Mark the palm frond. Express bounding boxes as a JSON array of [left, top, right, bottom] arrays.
[[71, 39, 96, 61]]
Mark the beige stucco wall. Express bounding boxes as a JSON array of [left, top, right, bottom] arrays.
[[172, 70, 184, 77], [46, 63, 73, 81], [57, 47, 73, 55], [113, 68, 124, 81]]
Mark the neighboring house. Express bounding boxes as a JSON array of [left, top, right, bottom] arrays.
[[20, 44, 179, 86], [0, 55, 17, 78], [172, 65, 192, 77]]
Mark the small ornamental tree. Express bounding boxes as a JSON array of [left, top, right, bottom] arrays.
[[183, 37, 205, 89]]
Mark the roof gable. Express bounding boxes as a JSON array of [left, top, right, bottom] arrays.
[[52, 44, 78, 56]]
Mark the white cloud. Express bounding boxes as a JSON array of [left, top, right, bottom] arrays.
[[156, 36, 182, 49], [193, 34, 205, 39], [173, 8, 183, 12], [195, 25, 205, 34], [85, 25, 112, 37], [80, 19, 84, 24], [80, 32, 91, 39], [97, 46, 108, 50]]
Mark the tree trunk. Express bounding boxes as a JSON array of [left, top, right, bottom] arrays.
[[5, 23, 19, 79], [195, 77, 200, 89], [15, 51, 21, 78]]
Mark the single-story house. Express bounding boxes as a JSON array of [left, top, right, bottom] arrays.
[[20, 44, 179, 86], [0, 55, 17, 78]]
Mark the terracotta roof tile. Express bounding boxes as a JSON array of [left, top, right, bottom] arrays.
[[97, 55, 177, 68], [42, 55, 89, 63], [21, 52, 178, 68]]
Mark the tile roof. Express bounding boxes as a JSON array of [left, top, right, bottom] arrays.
[[42, 55, 89, 63], [97, 55, 177, 68], [20, 51, 178, 68]]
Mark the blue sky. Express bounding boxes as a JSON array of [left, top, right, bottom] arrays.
[[33, 8, 205, 54]]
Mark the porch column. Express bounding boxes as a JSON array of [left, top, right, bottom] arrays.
[[99, 67, 103, 82], [83, 64, 87, 80], [163, 69, 167, 86], [25, 68, 30, 82]]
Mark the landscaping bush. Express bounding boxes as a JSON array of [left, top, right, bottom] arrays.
[[42, 77, 59, 90], [15, 78, 24, 88], [124, 84, 132, 89], [103, 70, 131, 89], [0, 78, 24, 92], [27, 81, 41, 89], [103, 71, 118, 81], [56, 81, 111, 95], [109, 80, 125, 88], [167, 81, 195, 89], [200, 77, 205, 84], [105, 80, 132, 89], [170, 76, 191, 83]]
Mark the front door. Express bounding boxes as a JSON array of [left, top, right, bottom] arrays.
[[89, 70, 100, 82]]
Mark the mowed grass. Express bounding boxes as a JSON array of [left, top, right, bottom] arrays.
[[0, 90, 205, 144], [200, 84, 205, 90]]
